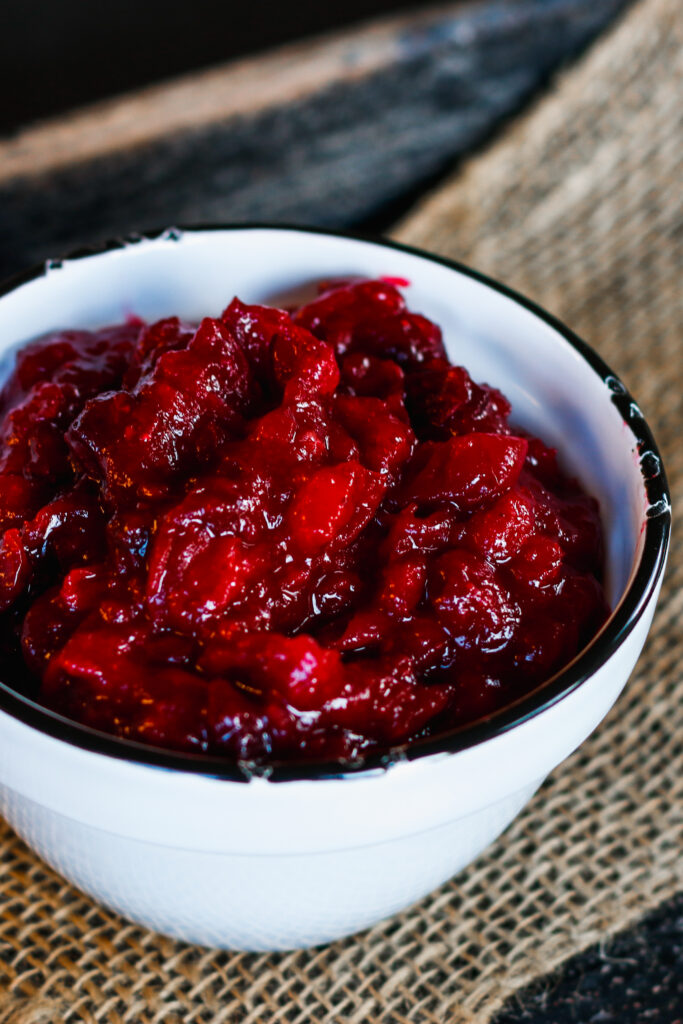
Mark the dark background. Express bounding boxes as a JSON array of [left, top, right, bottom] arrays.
[[1, 0, 430, 134]]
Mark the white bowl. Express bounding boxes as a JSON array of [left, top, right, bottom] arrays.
[[0, 227, 670, 951]]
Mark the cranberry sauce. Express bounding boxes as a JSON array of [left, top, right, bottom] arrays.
[[0, 280, 608, 762]]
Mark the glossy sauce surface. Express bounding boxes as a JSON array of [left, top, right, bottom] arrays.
[[0, 280, 608, 762]]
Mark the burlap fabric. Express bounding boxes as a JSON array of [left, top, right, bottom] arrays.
[[1, 0, 681, 1019]]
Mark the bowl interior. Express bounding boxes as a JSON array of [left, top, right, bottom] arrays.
[[0, 227, 649, 614]]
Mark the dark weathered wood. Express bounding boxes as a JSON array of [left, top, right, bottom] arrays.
[[494, 892, 683, 1024], [0, 0, 487, 133], [0, 0, 629, 279]]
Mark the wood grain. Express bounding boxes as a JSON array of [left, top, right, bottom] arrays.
[[0, 0, 629, 279], [0, 7, 442, 186]]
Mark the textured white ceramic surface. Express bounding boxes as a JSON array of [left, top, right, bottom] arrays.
[[0, 228, 669, 950]]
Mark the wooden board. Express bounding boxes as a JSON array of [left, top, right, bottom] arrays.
[[0, 0, 629, 279]]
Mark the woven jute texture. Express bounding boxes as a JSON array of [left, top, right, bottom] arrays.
[[1, 0, 681, 1020]]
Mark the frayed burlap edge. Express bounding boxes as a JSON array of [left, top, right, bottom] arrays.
[[0, 997, 68, 1024]]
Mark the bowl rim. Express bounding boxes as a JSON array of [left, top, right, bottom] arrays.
[[0, 223, 671, 782]]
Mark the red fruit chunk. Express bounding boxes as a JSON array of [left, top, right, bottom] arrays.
[[208, 680, 274, 760], [288, 464, 357, 553], [340, 353, 405, 401], [353, 312, 446, 369], [43, 621, 146, 688], [553, 570, 610, 644], [1, 382, 80, 481], [322, 655, 454, 743], [23, 484, 107, 568], [41, 622, 150, 734], [287, 461, 385, 554], [524, 436, 562, 487], [0, 528, 30, 612], [334, 395, 415, 476], [429, 550, 519, 655], [0, 325, 138, 482], [106, 507, 155, 574], [298, 279, 445, 368], [403, 434, 528, 511], [268, 636, 343, 711], [210, 633, 343, 713], [555, 496, 605, 572], [147, 481, 268, 630], [465, 489, 535, 563], [295, 279, 406, 351], [0, 474, 43, 531], [408, 358, 511, 438], [249, 405, 297, 448], [272, 325, 340, 399], [450, 380, 510, 437], [21, 587, 83, 677], [448, 670, 509, 724], [513, 616, 576, 684], [388, 614, 451, 673], [176, 317, 256, 413], [59, 566, 108, 613], [310, 569, 361, 621], [509, 536, 563, 588], [221, 297, 292, 383], [124, 317, 195, 387], [377, 555, 427, 617], [336, 608, 393, 654], [524, 476, 604, 572], [384, 504, 462, 559], [11, 332, 96, 395], [8, 325, 137, 403], [68, 318, 255, 501], [407, 360, 472, 433], [128, 667, 208, 752]]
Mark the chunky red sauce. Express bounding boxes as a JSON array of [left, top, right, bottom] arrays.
[[0, 279, 608, 763]]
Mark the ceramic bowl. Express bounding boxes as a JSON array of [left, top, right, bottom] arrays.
[[0, 227, 670, 950]]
